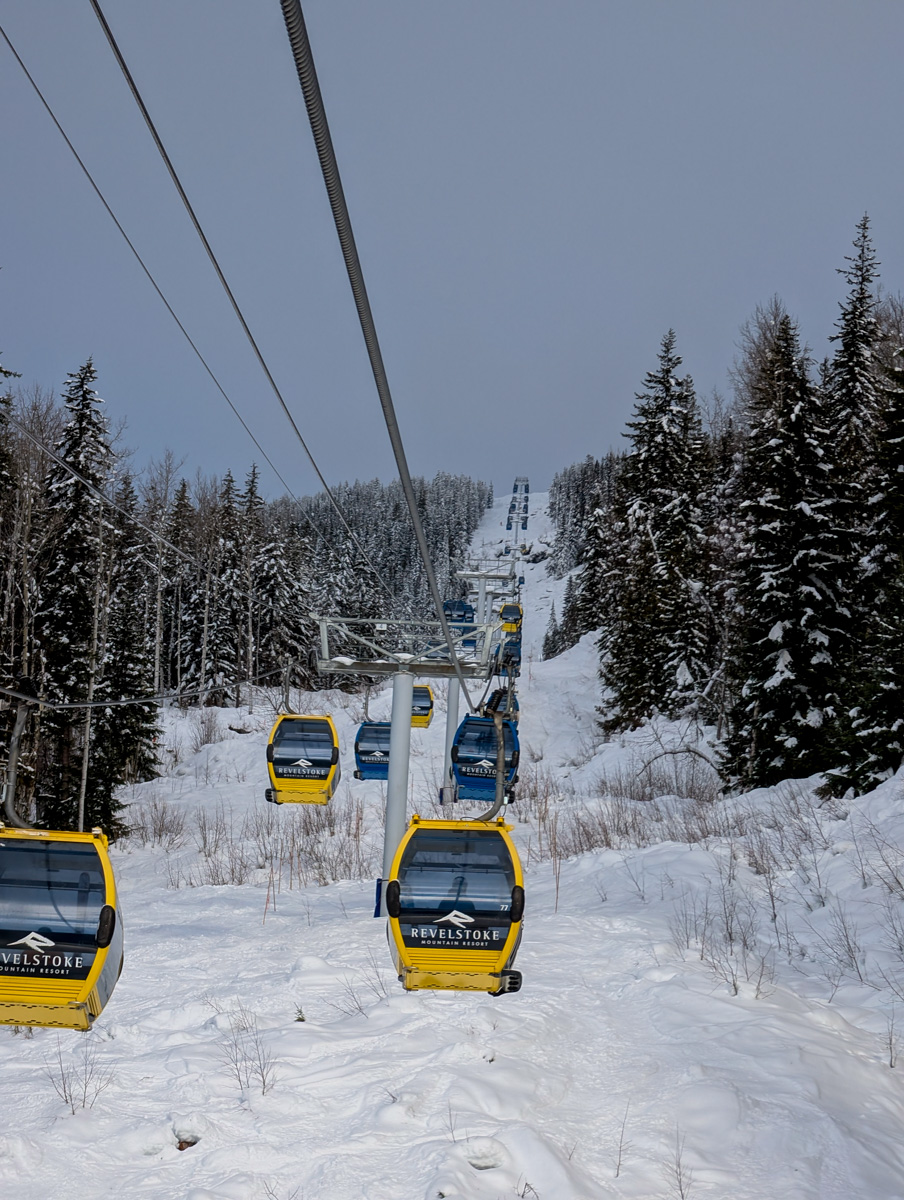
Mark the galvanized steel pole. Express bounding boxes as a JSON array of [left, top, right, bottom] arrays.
[[381, 671, 414, 912], [443, 676, 460, 798]]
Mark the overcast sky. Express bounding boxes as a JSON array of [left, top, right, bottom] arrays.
[[2, 1, 903, 497]]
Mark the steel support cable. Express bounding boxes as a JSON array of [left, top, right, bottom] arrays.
[[278, 0, 477, 713], [86, 1, 395, 602], [0, 25, 359, 571]]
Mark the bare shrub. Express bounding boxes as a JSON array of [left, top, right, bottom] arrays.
[[614, 1100, 631, 1178], [804, 903, 867, 985], [517, 764, 570, 825], [278, 797, 376, 887], [194, 804, 230, 859], [191, 706, 223, 753], [329, 976, 372, 1019], [880, 896, 904, 959], [665, 1127, 694, 1199], [44, 1034, 113, 1113], [128, 796, 186, 849], [601, 753, 720, 806], [862, 820, 904, 897], [242, 805, 282, 871], [669, 892, 712, 958], [218, 1002, 277, 1095]]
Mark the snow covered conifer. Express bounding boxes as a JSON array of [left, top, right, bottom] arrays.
[[89, 474, 158, 828], [827, 215, 881, 485], [599, 332, 710, 728], [161, 478, 196, 695], [558, 575, 582, 651], [36, 360, 113, 827], [839, 346, 904, 790], [541, 603, 561, 660], [255, 514, 319, 686], [724, 315, 847, 790]]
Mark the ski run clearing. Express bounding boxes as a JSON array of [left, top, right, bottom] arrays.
[[3, 494, 904, 1200]]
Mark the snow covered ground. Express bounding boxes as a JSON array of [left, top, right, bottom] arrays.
[[4, 493, 904, 1199]]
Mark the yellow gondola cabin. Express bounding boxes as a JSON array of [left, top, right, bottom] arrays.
[[499, 603, 523, 634], [0, 826, 123, 1030], [411, 685, 435, 729], [265, 714, 341, 804], [385, 815, 524, 995]]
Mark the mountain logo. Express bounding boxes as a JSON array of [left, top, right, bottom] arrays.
[[434, 911, 475, 928], [9, 932, 55, 952], [292, 758, 313, 768], [475, 759, 496, 769]]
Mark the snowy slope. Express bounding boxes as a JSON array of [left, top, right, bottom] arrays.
[[3, 492, 904, 1199]]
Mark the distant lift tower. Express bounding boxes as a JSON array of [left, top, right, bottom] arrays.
[[456, 562, 518, 624]]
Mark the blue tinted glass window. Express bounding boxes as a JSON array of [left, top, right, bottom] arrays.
[[398, 830, 514, 915]]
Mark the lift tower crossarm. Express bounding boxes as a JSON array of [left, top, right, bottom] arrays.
[[315, 617, 503, 680]]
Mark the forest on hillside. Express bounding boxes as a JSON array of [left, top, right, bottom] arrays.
[[544, 216, 904, 799], [0, 356, 491, 829]]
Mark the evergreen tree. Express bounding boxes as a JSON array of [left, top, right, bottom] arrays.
[[840, 347, 904, 789], [724, 315, 847, 789], [161, 479, 196, 695], [35, 360, 113, 828], [828, 215, 881, 483], [571, 503, 613, 638], [599, 332, 710, 728], [239, 465, 265, 693], [0, 354, 21, 517], [812, 218, 884, 792], [558, 575, 581, 650], [698, 410, 747, 737], [541, 603, 561, 660], [255, 516, 319, 685], [90, 475, 158, 827]]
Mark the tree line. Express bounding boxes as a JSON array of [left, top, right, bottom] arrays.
[[0, 358, 491, 830], [544, 217, 904, 796]]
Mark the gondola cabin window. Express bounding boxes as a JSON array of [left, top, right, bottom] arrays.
[[271, 719, 334, 779], [0, 841, 105, 981], [357, 725, 391, 759], [411, 685, 434, 728], [456, 720, 515, 767], [398, 829, 515, 921]]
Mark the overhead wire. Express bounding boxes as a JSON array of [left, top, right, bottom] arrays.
[[85, 0, 396, 602], [0, 24, 356, 561], [0, 24, 400, 614], [278, 0, 479, 713]]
